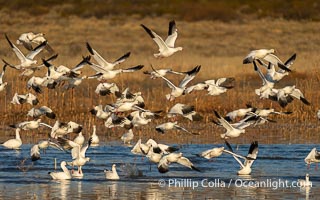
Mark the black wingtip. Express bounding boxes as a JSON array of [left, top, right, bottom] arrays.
[[300, 97, 311, 106], [155, 127, 165, 134], [278, 63, 292, 72], [253, 60, 258, 70], [158, 165, 169, 173], [168, 20, 176, 35], [86, 42, 94, 55], [5, 34, 14, 48], [225, 140, 233, 152], [46, 112, 56, 119], [213, 110, 221, 119], [191, 166, 201, 172], [141, 24, 155, 39]]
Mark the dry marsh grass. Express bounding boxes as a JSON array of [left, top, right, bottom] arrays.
[[0, 12, 319, 144]]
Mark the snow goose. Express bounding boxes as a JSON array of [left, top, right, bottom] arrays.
[[104, 164, 120, 180], [30, 144, 40, 161], [223, 141, 259, 175], [121, 129, 134, 145], [3, 34, 46, 69], [27, 76, 50, 93], [145, 139, 179, 154], [9, 119, 51, 131], [224, 106, 254, 122], [131, 139, 145, 155], [151, 65, 201, 101], [157, 152, 200, 173], [95, 82, 119, 96], [243, 49, 275, 64], [304, 148, 320, 165], [90, 105, 112, 120], [87, 64, 144, 81], [73, 132, 85, 146], [16, 32, 54, 53], [0, 64, 8, 92], [253, 61, 275, 99], [11, 92, 39, 105], [213, 111, 248, 139], [19, 54, 58, 78], [271, 85, 310, 108], [115, 88, 145, 108], [31, 139, 64, 161], [48, 161, 72, 180], [167, 103, 202, 121], [105, 113, 133, 129], [127, 110, 161, 127], [1, 128, 22, 149], [27, 106, 56, 119], [50, 121, 83, 138], [141, 20, 183, 58], [185, 78, 235, 96], [86, 42, 130, 71], [197, 146, 225, 160], [91, 125, 99, 146], [58, 137, 92, 174], [298, 174, 312, 187], [144, 68, 184, 79], [155, 121, 199, 135]]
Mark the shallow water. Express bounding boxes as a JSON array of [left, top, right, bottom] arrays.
[[0, 143, 319, 199]]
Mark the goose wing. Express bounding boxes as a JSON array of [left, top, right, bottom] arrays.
[[164, 20, 178, 48], [141, 24, 169, 52], [178, 65, 201, 88], [5, 34, 26, 63]]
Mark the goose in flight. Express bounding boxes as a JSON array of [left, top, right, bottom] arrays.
[[90, 105, 112, 120], [104, 164, 120, 180], [143, 68, 184, 79], [167, 103, 203, 121], [243, 49, 275, 64], [30, 139, 64, 161], [16, 32, 54, 53], [224, 106, 254, 122], [304, 148, 320, 165], [157, 152, 200, 173], [197, 146, 225, 160], [9, 119, 51, 131], [213, 111, 250, 139], [151, 65, 201, 101], [223, 141, 259, 175], [0, 64, 8, 92], [27, 106, 56, 119], [48, 161, 72, 180], [11, 92, 39, 106], [104, 113, 133, 129], [95, 82, 119, 96], [50, 121, 83, 139], [141, 20, 182, 58], [253, 61, 275, 99], [269, 85, 310, 108], [155, 121, 199, 135], [86, 42, 130, 71], [1, 128, 22, 149], [58, 137, 92, 175], [3, 34, 47, 69]]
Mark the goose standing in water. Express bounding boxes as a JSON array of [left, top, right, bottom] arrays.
[[104, 164, 120, 180], [48, 161, 72, 180], [91, 125, 100, 147], [121, 129, 134, 145], [1, 128, 22, 149], [141, 20, 182, 58], [298, 174, 312, 187]]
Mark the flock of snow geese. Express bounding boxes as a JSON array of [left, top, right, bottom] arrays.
[[0, 20, 318, 187]]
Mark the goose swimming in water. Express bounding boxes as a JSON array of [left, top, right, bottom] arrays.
[[104, 164, 120, 180], [1, 128, 22, 149], [141, 20, 182, 58], [48, 161, 72, 180]]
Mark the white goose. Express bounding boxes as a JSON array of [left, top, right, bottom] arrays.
[[73, 132, 85, 146], [0, 64, 8, 92], [95, 82, 119, 96], [298, 174, 312, 187], [143, 68, 184, 79], [198, 146, 225, 160], [11, 92, 39, 106], [271, 85, 310, 108], [253, 61, 275, 99], [16, 32, 54, 53], [121, 129, 134, 145], [1, 128, 22, 149], [304, 148, 320, 165], [151, 65, 201, 101], [157, 152, 200, 173], [155, 121, 199, 135], [213, 111, 249, 139], [141, 20, 183, 58], [167, 103, 203, 121], [90, 105, 112, 120], [9, 119, 51, 131], [91, 125, 100, 147], [104, 164, 120, 180], [223, 141, 259, 175], [48, 161, 72, 180], [3, 34, 46, 69], [243, 49, 275, 64], [86, 42, 130, 71], [224, 106, 254, 122], [27, 106, 56, 119]]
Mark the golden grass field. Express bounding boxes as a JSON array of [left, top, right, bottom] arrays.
[[0, 11, 320, 144]]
